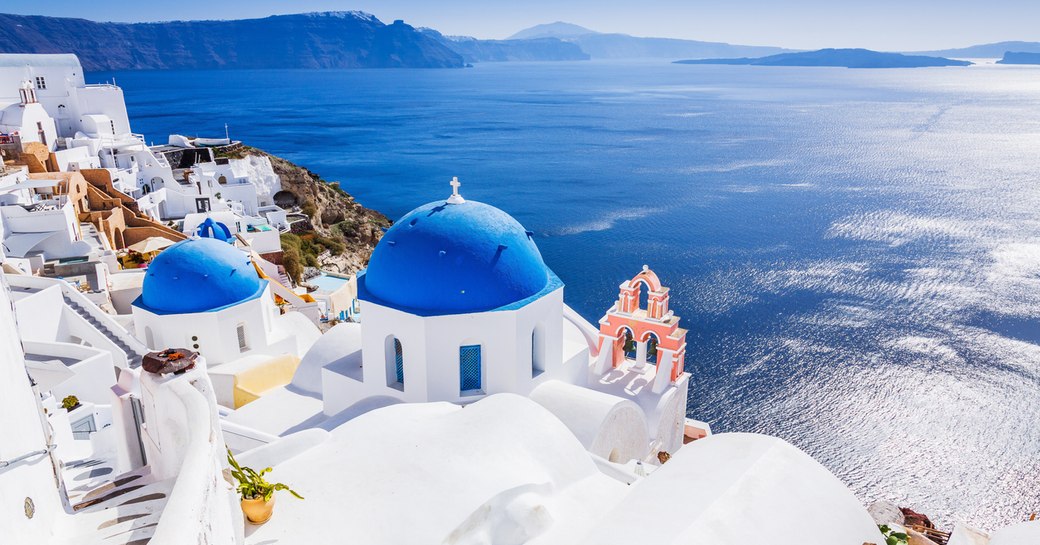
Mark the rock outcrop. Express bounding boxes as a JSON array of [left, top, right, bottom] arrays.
[[997, 51, 1040, 65], [233, 146, 390, 274]]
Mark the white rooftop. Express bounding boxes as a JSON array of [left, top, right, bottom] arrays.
[[242, 394, 629, 545], [579, 433, 885, 545], [0, 53, 82, 68]]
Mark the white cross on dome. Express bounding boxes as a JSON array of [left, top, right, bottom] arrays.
[[447, 176, 465, 204]]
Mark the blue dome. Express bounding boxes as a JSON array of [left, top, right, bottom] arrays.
[[196, 217, 233, 243], [360, 199, 559, 315], [136, 238, 266, 314]]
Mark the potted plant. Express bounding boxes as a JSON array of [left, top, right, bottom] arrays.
[[227, 449, 302, 524], [61, 395, 80, 412]]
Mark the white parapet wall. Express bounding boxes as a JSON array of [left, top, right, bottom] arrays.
[[140, 359, 240, 545]]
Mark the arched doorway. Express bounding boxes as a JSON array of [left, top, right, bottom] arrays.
[[637, 280, 650, 313]]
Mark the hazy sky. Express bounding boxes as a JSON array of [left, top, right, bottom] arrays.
[[7, 0, 1039, 51]]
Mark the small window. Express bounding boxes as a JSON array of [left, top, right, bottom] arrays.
[[646, 333, 660, 364], [35, 76, 46, 90], [531, 328, 545, 377], [236, 323, 249, 352], [394, 339, 404, 384], [218, 175, 228, 185], [384, 336, 404, 389], [460, 345, 482, 393]]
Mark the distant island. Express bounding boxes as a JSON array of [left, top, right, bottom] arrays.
[[915, 41, 1040, 58], [507, 21, 792, 60], [996, 51, 1040, 65], [675, 48, 973, 69], [420, 29, 589, 63]]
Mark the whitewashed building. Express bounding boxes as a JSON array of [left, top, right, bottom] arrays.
[[227, 181, 691, 462], [130, 237, 320, 407]]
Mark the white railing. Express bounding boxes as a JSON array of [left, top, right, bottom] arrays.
[[7, 274, 149, 366], [221, 419, 279, 453], [57, 279, 149, 360], [563, 304, 603, 356], [149, 379, 237, 545]]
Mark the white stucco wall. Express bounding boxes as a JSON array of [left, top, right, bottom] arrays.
[[132, 285, 318, 365], [0, 275, 65, 544], [357, 288, 584, 404]]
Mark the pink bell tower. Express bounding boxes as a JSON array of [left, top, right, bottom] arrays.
[[597, 266, 688, 386]]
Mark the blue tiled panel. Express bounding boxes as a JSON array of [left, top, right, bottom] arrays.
[[394, 339, 404, 384], [460, 345, 482, 392]]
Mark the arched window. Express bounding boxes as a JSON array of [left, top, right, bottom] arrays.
[[460, 344, 482, 394], [622, 328, 636, 360], [218, 175, 228, 185], [531, 327, 545, 377], [637, 280, 650, 312], [645, 332, 660, 364], [385, 336, 404, 389], [236, 323, 249, 352]]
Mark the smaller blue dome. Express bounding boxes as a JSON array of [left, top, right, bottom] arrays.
[[136, 238, 266, 314], [196, 217, 232, 243]]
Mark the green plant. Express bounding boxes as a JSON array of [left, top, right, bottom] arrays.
[[61, 395, 79, 411], [878, 524, 908, 545], [227, 449, 303, 502]]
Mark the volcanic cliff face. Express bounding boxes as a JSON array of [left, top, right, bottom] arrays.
[[226, 146, 389, 274], [0, 12, 465, 70]]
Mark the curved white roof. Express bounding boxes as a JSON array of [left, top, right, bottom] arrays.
[[244, 394, 628, 544], [579, 433, 885, 545], [291, 321, 361, 395], [531, 380, 649, 462], [991, 520, 1040, 545], [0, 53, 82, 69]]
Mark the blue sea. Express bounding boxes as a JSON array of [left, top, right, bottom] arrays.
[[97, 60, 1040, 529]]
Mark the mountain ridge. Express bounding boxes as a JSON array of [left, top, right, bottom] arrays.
[[421, 29, 590, 62], [914, 41, 1040, 58], [507, 22, 599, 40], [507, 21, 790, 59], [0, 11, 465, 70]]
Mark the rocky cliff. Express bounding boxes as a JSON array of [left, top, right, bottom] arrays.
[[0, 12, 465, 70], [223, 146, 390, 275]]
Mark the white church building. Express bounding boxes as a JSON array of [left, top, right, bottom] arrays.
[[226, 181, 691, 462], [131, 237, 320, 408]]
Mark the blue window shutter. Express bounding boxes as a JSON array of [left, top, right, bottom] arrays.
[[459, 345, 482, 392], [394, 339, 404, 384]]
